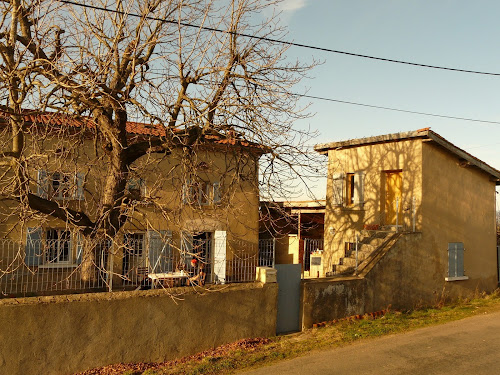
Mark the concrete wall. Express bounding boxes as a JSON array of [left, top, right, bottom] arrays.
[[302, 276, 365, 328], [0, 283, 278, 375], [421, 142, 498, 296], [302, 232, 495, 328]]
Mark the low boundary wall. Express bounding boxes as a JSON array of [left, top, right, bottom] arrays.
[[0, 283, 278, 375]]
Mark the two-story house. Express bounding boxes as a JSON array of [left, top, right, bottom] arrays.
[[0, 112, 266, 295], [315, 128, 500, 302]]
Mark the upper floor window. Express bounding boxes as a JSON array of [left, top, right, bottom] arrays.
[[332, 172, 364, 208], [126, 178, 146, 201], [183, 179, 221, 206], [37, 170, 84, 201]]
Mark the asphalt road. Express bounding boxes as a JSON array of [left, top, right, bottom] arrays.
[[240, 310, 500, 375]]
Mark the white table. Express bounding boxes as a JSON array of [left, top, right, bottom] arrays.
[[148, 272, 189, 288]]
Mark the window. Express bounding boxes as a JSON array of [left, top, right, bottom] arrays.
[[37, 170, 84, 200], [126, 178, 146, 201], [45, 229, 71, 264], [446, 242, 468, 281], [344, 241, 355, 257], [331, 172, 364, 208], [183, 179, 221, 206], [51, 172, 72, 199], [346, 173, 355, 206]]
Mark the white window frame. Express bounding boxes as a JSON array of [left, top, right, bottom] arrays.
[[43, 228, 73, 266]]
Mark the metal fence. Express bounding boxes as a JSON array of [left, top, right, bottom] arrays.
[[258, 238, 275, 268], [0, 236, 273, 298], [304, 238, 324, 272]]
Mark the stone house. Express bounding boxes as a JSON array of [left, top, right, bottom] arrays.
[[314, 128, 500, 302]]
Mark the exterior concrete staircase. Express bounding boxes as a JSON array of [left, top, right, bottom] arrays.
[[332, 229, 397, 276]]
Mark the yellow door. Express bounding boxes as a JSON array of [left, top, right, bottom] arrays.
[[385, 171, 402, 225]]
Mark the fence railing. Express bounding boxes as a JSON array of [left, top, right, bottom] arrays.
[[258, 238, 275, 268], [0, 237, 276, 298]]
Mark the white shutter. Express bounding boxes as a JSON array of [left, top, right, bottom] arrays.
[[213, 231, 227, 284], [353, 171, 365, 206], [331, 173, 344, 206]]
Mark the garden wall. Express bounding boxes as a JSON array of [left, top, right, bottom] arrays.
[[0, 282, 278, 375]]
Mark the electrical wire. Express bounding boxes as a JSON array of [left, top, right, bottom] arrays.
[[56, 0, 500, 77], [140, 70, 500, 125]]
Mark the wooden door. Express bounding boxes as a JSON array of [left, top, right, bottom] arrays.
[[385, 171, 402, 225]]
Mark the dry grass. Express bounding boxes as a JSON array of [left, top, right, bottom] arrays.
[[77, 290, 500, 375]]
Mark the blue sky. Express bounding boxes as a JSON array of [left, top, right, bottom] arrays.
[[270, 0, 500, 204]]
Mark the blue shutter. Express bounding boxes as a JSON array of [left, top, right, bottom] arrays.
[[148, 230, 173, 273], [181, 231, 193, 266], [456, 243, 464, 277], [182, 180, 190, 204], [148, 230, 161, 273], [448, 242, 464, 277], [25, 227, 43, 266], [213, 181, 221, 204], [37, 170, 49, 199], [140, 179, 147, 198], [74, 172, 85, 200]]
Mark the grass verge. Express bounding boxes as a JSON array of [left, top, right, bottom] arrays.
[[80, 290, 500, 375]]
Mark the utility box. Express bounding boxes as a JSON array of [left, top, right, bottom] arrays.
[[256, 266, 277, 283], [310, 251, 323, 278]]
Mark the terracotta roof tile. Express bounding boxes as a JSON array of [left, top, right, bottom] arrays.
[[0, 110, 267, 152]]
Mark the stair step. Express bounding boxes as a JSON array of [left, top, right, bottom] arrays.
[[334, 264, 355, 274], [333, 231, 396, 275]]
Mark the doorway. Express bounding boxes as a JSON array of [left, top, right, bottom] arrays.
[[385, 171, 403, 225]]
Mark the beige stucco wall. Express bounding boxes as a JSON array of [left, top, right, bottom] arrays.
[[0, 133, 261, 289], [323, 140, 423, 273], [302, 232, 495, 327], [0, 283, 278, 375], [421, 142, 498, 295]]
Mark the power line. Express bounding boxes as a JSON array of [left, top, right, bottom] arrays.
[[294, 93, 500, 125], [56, 0, 500, 77], [142, 70, 500, 125]]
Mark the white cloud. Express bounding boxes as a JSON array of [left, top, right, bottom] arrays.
[[263, 0, 309, 26], [275, 0, 308, 13]]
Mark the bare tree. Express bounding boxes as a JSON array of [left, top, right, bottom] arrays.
[[0, 0, 319, 286]]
